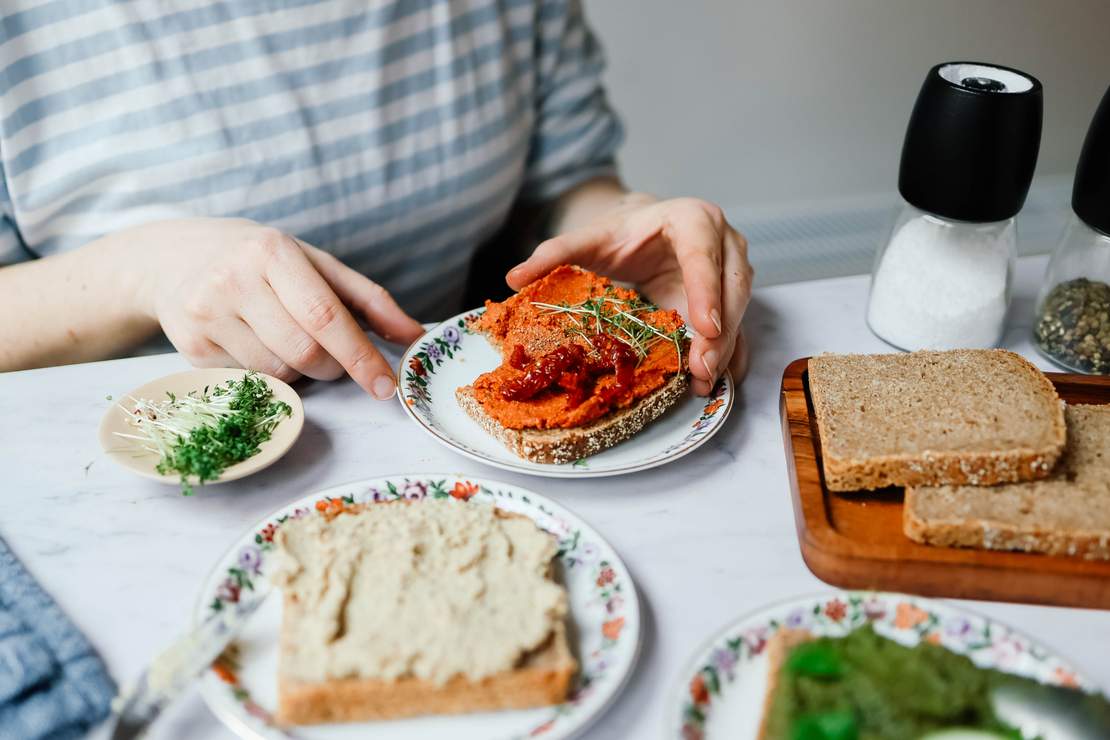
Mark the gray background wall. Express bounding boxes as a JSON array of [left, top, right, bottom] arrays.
[[586, 0, 1110, 218]]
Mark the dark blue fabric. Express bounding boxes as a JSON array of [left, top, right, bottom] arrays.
[[0, 537, 115, 740]]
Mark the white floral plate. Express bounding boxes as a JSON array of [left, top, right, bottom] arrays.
[[397, 309, 733, 477], [670, 591, 1092, 740], [195, 474, 640, 740]]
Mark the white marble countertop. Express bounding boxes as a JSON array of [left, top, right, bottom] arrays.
[[2, 254, 1107, 740]]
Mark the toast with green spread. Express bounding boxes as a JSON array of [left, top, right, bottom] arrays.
[[758, 625, 1041, 739]]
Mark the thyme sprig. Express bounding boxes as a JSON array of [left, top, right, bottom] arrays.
[[531, 293, 684, 371], [115, 372, 292, 495]]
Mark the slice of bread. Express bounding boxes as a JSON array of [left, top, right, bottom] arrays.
[[273, 503, 576, 724], [756, 629, 814, 740], [808, 349, 1066, 491], [456, 370, 689, 464], [905, 404, 1110, 560], [457, 265, 691, 464], [277, 620, 575, 724]]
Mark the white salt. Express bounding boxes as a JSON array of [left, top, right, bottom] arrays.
[[867, 212, 1013, 350]]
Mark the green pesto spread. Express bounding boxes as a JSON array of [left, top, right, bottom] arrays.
[[764, 626, 1022, 740]]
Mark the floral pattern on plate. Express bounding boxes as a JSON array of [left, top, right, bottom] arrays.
[[197, 475, 641, 740], [674, 591, 1091, 740], [397, 308, 734, 478]]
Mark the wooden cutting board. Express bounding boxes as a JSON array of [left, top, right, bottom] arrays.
[[780, 356, 1110, 610]]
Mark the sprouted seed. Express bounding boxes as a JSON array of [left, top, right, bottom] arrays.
[[531, 293, 685, 373], [115, 372, 292, 495]]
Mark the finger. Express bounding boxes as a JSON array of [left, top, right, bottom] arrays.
[[664, 201, 725, 341], [729, 325, 750, 383], [692, 226, 752, 385], [237, 279, 345, 381], [170, 332, 239, 370], [261, 236, 396, 399], [208, 318, 303, 384], [691, 328, 749, 396], [506, 222, 610, 289], [300, 243, 424, 344]]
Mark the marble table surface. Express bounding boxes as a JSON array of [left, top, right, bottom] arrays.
[[2, 254, 1107, 740]]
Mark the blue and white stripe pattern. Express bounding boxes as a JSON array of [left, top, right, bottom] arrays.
[[0, 0, 622, 318]]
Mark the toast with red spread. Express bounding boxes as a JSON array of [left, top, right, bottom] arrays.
[[456, 265, 690, 464]]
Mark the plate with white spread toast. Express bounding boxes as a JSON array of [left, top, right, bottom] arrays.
[[669, 591, 1099, 740], [195, 474, 641, 740], [398, 266, 733, 478]]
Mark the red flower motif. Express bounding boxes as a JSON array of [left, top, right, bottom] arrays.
[[703, 399, 724, 416], [409, 356, 426, 376], [689, 674, 709, 706], [212, 661, 238, 685], [450, 481, 480, 500], [602, 617, 625, 640], [1053, 666, 1080, 689], [596, 566, 615, 587], [681, 724, 704, 740], [530, 719, 556, 736], [824, 599, 847, 621], [743, 630, 768, 655], [258, 523, 277, 543]]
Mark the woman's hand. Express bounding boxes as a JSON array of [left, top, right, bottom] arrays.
[[137, 218, 424, 399], [507, 194, 753, 396]]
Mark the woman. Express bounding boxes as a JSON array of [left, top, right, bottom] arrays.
[[0, 0, 751, 400]]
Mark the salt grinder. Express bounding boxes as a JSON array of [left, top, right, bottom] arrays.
[[867, 62, 1043, 351]]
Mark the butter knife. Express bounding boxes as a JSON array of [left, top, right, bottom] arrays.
[[109, 591, 269, 740]]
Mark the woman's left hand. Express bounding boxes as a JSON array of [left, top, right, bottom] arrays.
[[507, 194, 753, 396]]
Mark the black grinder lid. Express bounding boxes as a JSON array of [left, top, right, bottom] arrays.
[[1073, 84, 1110, 236], [899, 62, 1043, 223]]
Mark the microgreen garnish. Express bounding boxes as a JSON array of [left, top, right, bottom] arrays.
[[114, 372, 292, 495], [531, 292, 684, 371]]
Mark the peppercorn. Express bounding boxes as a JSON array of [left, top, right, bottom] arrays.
[[1034, 278, 1110, 374]]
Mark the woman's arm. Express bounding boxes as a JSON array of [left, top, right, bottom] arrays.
[[0, 235, 159, 370], [511, 176, 754, 394], [0, 219, 423, 400]]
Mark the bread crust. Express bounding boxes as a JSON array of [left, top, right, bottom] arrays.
[[277, 620, 575, 724], [456, 370, 690, 464], [902, 493, 1110, 560], [808, 350, 1066, 492], [756, 628, 813, 740]]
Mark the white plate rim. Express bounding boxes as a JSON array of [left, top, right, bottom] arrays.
[[665, 589, 1096, 740], [395, 309, 734, 478], [193, 473, 643, 740]]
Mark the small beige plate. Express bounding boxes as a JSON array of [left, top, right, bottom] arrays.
[[98, 368, 304, 487]]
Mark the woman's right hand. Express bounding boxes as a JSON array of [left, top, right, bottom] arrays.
[[135, 218, 424, 399]]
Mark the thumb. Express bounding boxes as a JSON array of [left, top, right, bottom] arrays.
[[506, 222, 610, 290]]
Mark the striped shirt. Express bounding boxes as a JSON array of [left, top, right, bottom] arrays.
[[0, 0, 622, 319]]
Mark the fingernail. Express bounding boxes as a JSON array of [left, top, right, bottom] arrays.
[[371, 375, 396, 400], [700, 349, 719, 379], [709, 308, 722, 335]]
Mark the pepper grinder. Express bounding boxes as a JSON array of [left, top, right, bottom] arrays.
[[867, 62, 1043, 351], [1034, 83, 1110, 374]]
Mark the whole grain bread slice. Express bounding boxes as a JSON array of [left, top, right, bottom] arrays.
[[808, 349, 1066, 491], [905, 404, 1110, 560], [456, 370, 689, 464]]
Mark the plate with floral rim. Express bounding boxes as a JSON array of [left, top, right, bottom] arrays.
[[670, 591, 1095, 740], [396, 309, 733, 478], [195, 474, 640, 740]]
